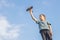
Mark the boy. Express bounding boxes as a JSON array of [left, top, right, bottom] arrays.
[[27, 7, 53, 40]]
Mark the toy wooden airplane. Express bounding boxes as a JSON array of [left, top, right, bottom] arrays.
[[26, 6, 33, 11]]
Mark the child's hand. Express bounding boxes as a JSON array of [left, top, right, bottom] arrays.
[[29, 9, 33, 14], [50, 32, 53, 36]]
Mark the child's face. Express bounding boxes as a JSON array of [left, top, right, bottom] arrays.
[[39, 15, 46, 21]]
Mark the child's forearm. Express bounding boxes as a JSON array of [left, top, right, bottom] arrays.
[[49, 25, 53, 35], [29, 10, 38, 22]]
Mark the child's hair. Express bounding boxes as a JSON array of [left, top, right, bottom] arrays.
[[39, 14, 46, 19]]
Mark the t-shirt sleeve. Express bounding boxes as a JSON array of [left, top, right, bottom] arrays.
[[47, 21, 51, 25], [36, 20, 40, 24]]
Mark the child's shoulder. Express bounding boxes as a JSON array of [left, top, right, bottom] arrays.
[[47, 21, 51, 25]]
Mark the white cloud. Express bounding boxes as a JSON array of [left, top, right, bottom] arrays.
[[0, 15, 20, 40], [0, 0, 15, 8]]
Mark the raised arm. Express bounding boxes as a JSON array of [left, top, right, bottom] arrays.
[[29, 9, 38, 22]]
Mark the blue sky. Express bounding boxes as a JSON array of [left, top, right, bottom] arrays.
[[0, 0, 60, 40]]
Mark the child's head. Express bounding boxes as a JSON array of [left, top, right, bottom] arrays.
[[39, 14, 46, 21]]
